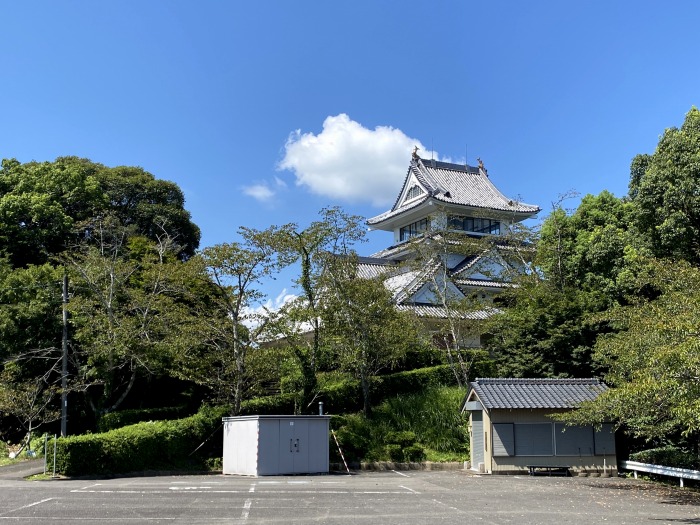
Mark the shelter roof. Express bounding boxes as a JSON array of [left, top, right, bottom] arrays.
[[468, 378, 607, 410]]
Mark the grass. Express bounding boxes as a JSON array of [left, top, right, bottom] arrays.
[[0, 436, 46, 467], [332, 386, 469, 463]]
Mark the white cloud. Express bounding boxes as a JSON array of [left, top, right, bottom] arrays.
[[278, 114, 439, 207], [243, 183, 275, 202], [242, 288, 298, 329]]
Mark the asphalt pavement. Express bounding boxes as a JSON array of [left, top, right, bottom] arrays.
[[0, 464, 698, 524]]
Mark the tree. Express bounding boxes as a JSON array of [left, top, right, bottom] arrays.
[[631, 107, 700, 264], [0, 260, 62, 363], [185, 226, 295, 415], [0, 157, 200, 268], [393, 207, 529, 387], [320, 254, 417, 415], [0, 359, 61, 451], [93, 163, 200, 259], [0, 261, 66, 442], [64, 216, 192, 417], [566, 258, 700, 441], [486, 192, 634, 378], [0, 157, 103, 267], [270, 207, 366, 412]]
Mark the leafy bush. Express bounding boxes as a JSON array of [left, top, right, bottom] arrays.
[[378, 386, 468, 455], [321, 365, 460, 415], [403, 444, 426, 462], [240, 393, 296, 415], [385, 431, 417, 448], [97, 406, 192, 432], [630, 446, 699, 470], [383, 431, 425, 462], [332, 415, 372, 462]]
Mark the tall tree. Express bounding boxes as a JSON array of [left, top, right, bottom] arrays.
[[0, 156, 200, 268], [64, 217, 191, 417], [186, 226, 294, 415], [271, 207, 366, 412], [320, 254, 417, 415], [401, 228, 493, 387], [487, 192, 634, 378], [631, 107, 700, 264], [0, 157, 103, 267], [0, 261, 64, 442]]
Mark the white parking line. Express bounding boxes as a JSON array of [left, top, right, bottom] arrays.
[[5, 498, 54, 514], [399, 485, 419, 494], [241, 498, 252, 520], [391, 470, 410, 477]]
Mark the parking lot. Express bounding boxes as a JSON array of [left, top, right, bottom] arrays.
[[1, 468, 699, 524]]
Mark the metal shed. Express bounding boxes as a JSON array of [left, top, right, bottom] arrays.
[[222, 415, 331, 476]]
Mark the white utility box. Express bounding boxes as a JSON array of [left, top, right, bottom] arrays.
[[222, 415, 331, 476]]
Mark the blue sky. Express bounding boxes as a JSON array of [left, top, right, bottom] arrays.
[[2, 1, 699, 304]]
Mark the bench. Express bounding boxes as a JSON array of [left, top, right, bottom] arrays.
[[526, 465, 571, 477]]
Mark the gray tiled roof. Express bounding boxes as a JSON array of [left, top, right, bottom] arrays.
[[367, 157, 540, 225], [396, 304, 496, 320], [469, 378, 607, 410]]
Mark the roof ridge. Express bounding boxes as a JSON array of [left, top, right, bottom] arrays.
[[473, 377, 602, 383]]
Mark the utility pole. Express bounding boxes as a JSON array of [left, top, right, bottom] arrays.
[[61, 271, 68, 437]]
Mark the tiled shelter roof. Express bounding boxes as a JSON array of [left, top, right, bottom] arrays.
[[469, 378, 607, 410]]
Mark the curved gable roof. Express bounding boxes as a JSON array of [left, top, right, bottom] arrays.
[[368, 156, 540, 226]]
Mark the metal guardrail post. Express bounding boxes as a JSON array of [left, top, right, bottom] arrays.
[[52, 435, 57, 478]]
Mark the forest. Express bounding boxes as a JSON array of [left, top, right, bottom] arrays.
[[1, 108, 700, 467]]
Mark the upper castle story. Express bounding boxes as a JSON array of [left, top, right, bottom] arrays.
[[367, 150, 540, 252]]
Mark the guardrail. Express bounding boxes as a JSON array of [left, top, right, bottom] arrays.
[[620, 460, 700, 488]]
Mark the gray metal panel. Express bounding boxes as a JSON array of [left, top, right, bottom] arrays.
[[471, 411, 484, 466], [307, 418, 330, 473], [594, 424, 616, 455], [514, 423, 553, 456], [222, 418, 259, 476], [257, 419, 281, 475], [554, 424, 594, 456], [292, 419, 309, 473], [223, 416, 330, 476], [493, 423, 514, 456]]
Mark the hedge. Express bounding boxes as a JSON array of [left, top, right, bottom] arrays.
[[630, 446, 700, 470], [97, 406, 193, 433], [320, 364, 479, 414], [54, 405, 229, 476]]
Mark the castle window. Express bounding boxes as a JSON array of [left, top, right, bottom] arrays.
[[400, 218, 429, 241], [448, 215, 500, 235]]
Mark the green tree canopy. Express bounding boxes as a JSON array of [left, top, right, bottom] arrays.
[[0, 157, 200, 267], [631, 107, 700, 264], [487, 192, 635, 378], [567, 258, 700, 441]]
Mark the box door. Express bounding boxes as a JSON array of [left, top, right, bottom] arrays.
[[279, 420, 295, 474], [292, 419, 310, 472], [471, 411, 484, 469]]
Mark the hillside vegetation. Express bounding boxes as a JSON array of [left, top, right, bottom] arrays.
[[3, 109, 700, 470]]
